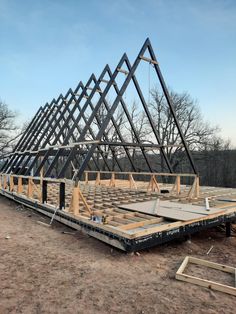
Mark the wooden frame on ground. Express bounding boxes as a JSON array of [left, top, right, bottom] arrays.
[[176, 256, 236, 296]]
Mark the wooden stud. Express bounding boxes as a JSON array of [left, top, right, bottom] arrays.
[[69, 185, 91, 216], [3, 175, 8, 189], [175, 176, 179, 194], [195, 176, 200, 198], [40, 156, 44, 178], [69, 186, 80, 215], [170, 175, 181, 196], [9, 175, 14, 192], [85, 172, 89, 184], [96, 172, 101, 185], [129, 174, 137, 189], [109, 172, 116, 187], [188, 176, 200, 199], [147, 175, 160, 192], [30, 180, 41, 200], [78, 187, 92, 214], [17, 177, 23, 194], [27, 178, 33, 198]]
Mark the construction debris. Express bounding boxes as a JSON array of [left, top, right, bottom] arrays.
[[206, 245, 214, 255]]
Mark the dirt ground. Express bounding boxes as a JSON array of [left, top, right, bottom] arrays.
[[0, 196, 236, 314]]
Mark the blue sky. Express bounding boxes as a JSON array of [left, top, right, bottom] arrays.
[[0, 0, 235, 144]]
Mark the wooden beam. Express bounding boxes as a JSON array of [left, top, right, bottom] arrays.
[[6, 140, 100, 156], [117, 67, 129, 75], [9, 174, 68, 183], [118, 217, 163, 230], [189, 256, 235, 273], [85, 170, 197, 178], [139, 55, 158, 64]]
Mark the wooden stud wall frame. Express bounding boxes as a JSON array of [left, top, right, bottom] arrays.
[[176, 256, 236, 296]]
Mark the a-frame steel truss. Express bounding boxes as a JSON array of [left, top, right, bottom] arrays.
[[0, 38, 197, 182]]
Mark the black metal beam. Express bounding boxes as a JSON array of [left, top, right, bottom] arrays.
[[226, 221, 231, 237], [147, 38, 197, 174], [74, 39, 175, 181], [6, 100, 57, 174], [0, 38, 197, 183]]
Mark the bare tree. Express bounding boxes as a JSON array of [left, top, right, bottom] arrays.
[[149, 88, 219, 171], [198, 135, 235, 187], [124, 100, 152, 161], [0, 100, 19, 157], [99, 103, 126, 170]]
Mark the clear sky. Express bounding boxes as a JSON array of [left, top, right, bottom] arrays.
[[0, 0, 235, 144]]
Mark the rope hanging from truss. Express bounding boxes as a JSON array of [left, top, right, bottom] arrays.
[[148, 61, 151, 105]]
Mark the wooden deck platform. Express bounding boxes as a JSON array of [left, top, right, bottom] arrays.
[[1, 172, 236, 251]]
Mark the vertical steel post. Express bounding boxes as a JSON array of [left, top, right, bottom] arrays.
[[59, 182, 65, 210], [42, 180, 47, 204], [226, 221, 231, 237]]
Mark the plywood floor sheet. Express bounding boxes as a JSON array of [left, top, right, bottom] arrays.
[[119, 200, 227, 221]]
